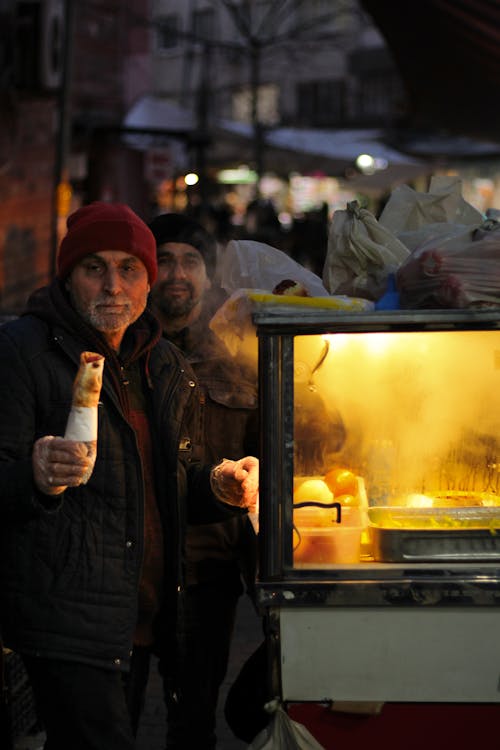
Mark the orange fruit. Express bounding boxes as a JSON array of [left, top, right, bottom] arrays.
[[324, 468, 358, 498]]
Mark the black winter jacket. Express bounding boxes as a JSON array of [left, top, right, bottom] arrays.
[[0, 281, 233, 671], [166, 313, 258, 590]]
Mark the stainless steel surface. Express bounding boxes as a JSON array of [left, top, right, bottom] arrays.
[[371, 525, 500, 562], [253, 306, 500, 334], [279, 606, 500, 702]]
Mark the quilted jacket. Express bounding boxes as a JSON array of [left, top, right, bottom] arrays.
[[0, 280, 232, 671]]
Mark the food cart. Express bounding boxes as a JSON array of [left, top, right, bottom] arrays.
[[253, 303, 500, 749]]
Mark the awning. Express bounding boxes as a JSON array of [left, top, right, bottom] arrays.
[[122, 95, 431, 192], [123, 95, 196, 134], [121, 95, 196, 170], [218, 121, 421, 164], [214, 120, 430, 193]]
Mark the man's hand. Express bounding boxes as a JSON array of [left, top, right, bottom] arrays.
[[210, 456, 259, 511], [33, 435, 95, 496]]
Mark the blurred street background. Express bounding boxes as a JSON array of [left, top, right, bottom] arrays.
[[0, 0, 498, 317]]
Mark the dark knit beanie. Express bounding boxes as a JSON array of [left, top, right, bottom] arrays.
[[57, 202, 158, 284], [148, 213, 217, 279]]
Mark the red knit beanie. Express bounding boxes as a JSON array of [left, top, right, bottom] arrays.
[[57, 202, 158, 284]]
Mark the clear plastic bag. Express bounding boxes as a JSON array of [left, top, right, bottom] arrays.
[[219, 239, 330, 297], [248, 701, 326, 750], [323, 200, 409, 301], [209, 288, 374, 372]]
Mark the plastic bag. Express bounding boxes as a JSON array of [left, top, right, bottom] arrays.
[[209, 289, 375, 371], [323, 200, 409, 301], [209, 290, 261, 372], [219, 239, 330, 297], [248, 701, 326, 750], [397, 223, 500, 308], [378, 175, 483, 250]]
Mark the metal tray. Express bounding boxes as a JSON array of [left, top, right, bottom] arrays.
[[370, 526, 500, 562], [368, 505, 500, 530]]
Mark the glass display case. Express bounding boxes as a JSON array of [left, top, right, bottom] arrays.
[[253, 305, 500, 705]]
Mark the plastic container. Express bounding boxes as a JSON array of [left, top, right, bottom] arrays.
[[294, 524, 362, 564]]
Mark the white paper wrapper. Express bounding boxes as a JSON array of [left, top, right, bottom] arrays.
[[64, 406, 98, 442], [64, 406, 97, 485]]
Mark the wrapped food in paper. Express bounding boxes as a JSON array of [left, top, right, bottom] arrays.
[[64, 351, 105, 483]]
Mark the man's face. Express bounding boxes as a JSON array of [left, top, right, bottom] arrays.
[[65, 250, 150, 350], [150, 242, 211, 320]]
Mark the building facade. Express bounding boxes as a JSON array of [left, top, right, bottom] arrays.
[[151, 0, 405, 132], [144, 0, 415, 219], [0, 0, 152, 314]]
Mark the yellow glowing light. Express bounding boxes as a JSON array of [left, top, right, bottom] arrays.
[[406, 494, 434, 508], [56, 179, 73, 217], [322, 333, 349, 351], [184, 172, 199, 186], [322, 332, 392, 355], [363, 332, 392, 355]]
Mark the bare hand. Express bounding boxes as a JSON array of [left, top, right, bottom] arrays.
[[33, 436, 94, 496], [210, 456, 259, 510]]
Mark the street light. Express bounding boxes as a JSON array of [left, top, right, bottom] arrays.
[[355, 153, 389, 175]]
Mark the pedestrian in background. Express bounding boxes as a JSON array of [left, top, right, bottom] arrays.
[[149, 212, 259, 750], [0, 202, 258, 750]]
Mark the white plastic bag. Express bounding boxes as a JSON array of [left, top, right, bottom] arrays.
[[378, 175, 483, 247], [378, 175, 483, 233], [219, 239, 330, 297], [323, 200, 409, 301], [209, 288, 374, 371], [248, 701, 326, 750]]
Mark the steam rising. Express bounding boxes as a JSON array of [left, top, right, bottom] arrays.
[[294, 332, 500, 501]]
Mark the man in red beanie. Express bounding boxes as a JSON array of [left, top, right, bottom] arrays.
[[148, 212, 259, 750], [0, 201, 259, 750]]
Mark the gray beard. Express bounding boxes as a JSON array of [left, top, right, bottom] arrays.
[[69, 294, 146, 334]]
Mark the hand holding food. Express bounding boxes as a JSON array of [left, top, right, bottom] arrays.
[[32, 435, 96, 496], [32, 352, 105, 495]]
